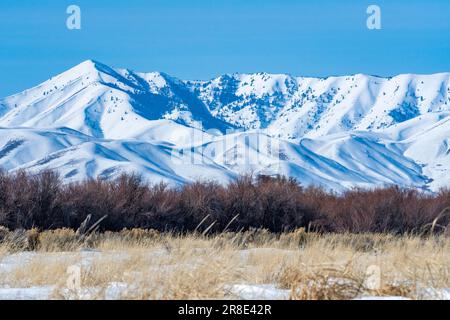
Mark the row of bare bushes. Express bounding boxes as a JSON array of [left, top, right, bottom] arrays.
[[0, 170, 449, 235]]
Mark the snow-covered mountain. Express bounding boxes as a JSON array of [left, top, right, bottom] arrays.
[[1, 60, 450, 191]]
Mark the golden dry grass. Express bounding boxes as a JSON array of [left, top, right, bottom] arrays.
[[0, 228, 448, 300]]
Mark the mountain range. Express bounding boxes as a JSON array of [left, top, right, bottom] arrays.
[[1, 60, 450, 191]]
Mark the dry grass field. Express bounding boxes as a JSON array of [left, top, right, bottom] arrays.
[[1, 172, 449, 300], [0, 228, 448, 300]]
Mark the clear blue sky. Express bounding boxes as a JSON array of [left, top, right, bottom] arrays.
[[0, 0, 449, 97]]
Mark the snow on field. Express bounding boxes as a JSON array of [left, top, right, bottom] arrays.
[[225, 284, 290, 300], [355, 288, 450, 300], [1, 60, 450, 191], [354, 296, 412, 300], [0, 286, 54, 300], [0, 249, 449, 300], [0, 283, 131, 300]]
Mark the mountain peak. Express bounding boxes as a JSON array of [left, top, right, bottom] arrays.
[[75, 59, 108, 70], [65, 59, 118, 79]]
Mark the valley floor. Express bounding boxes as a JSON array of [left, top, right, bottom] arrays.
[[0, 230, 449, 300]]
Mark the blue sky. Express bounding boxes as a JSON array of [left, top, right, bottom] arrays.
[[0, 0, 449, 97]]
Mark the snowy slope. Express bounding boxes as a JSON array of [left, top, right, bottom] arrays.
[[0, 60, 231, 138], [0, 127, 234, 185], [192, 72, 450, 140], [1, 60, 450, 191]]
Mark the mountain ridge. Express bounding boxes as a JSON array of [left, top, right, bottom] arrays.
[[1, 60, 450, 192]]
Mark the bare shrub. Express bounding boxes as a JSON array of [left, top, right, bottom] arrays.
[[0, 225, 9, 242], [0, 170, 449, 234]]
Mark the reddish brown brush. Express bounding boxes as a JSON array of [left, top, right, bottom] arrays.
[[0, 170, 449, 234]]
